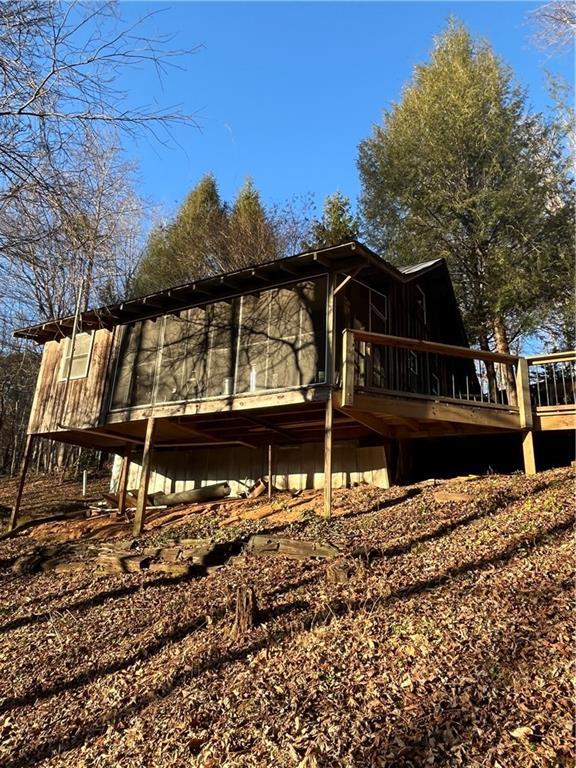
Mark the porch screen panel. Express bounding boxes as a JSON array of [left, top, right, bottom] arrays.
[[235, 279, 327, 392], [266, 286, 302, 389], [131, 319, 162, 406], [156, 309, 208, 403], [296, 279, 326, 385], [110, 324, 140, 409], [205, 301, 236, 397], [236, 292, 271, 392]]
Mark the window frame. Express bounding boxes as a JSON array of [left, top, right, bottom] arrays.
[[59, 331, 95, 382], [416, 285, 427, 326]]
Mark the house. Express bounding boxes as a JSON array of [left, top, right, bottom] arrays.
[[12, 241, 575, 532]]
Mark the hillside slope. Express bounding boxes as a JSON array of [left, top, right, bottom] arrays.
[[0, 467, 573, 767]]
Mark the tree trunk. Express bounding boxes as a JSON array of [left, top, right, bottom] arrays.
[[478, 332, 498, 403], [493, 316, 518, 406]]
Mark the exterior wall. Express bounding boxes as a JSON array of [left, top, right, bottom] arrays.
[[28, 328, 115, 434], [111, 440, 390, 497], [336, 275, 476, 399]]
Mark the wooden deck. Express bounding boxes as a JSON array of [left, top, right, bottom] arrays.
[[338, 331, 575, 484]]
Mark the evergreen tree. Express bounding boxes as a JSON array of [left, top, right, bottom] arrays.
[[131, 173, 227, 295], [358, 20, 574, 353], [131, 175, 284, 296], [307, 191, 360, 249], [226, 178, 279, 268]]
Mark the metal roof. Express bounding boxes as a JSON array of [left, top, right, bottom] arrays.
[[14, 241, 446, 343], [397, 259, 444, 275]]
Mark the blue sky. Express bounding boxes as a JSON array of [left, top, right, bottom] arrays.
[[118, 1, 573, 217]]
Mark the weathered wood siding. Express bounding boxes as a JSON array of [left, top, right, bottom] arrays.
[[28, 328, 115, 434], [111, 440, 390, 496], [336, 274, 475, 398]]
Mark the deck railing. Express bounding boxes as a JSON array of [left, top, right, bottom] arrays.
[[526, 352, 576, 409], [341, 330, 522, 410]]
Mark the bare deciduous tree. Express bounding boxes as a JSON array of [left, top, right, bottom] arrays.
[[0, 136, 147, 326], [0, 0, 196, 203], [530, 1, 576, 51]]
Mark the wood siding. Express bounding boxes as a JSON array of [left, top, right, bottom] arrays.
[[28, 328, 115, 434], [111, 440, 390, 497]]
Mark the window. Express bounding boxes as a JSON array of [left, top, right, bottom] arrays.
[[416, 286, 427, 325], [59, 332, 94, 381]]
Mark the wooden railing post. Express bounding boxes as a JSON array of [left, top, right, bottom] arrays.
[[341, 329, 355, 407], [133, 417, 155, 537], [9, 434, 34, 531], [516, 358, 536, 475], [516, 358, 533, 430]]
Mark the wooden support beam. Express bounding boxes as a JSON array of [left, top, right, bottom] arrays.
[[9, 434, 34, 531], [522, 431, 537, 476], [323, 393, 334, 517], [267, 444, 274, 500], [333, 267, 363, 296], [533, 411, 576, 431], [117, 446, 133, 518], [323, 272, 336, 517], [314, 253, 367, 272], [346, 392, 520, 430], [94, 429, 145, 446], [240, 414, 294, 441], [251, 269, 273, 284], [338, 408, 391, 438], [173, 420, 221, 443], [516, 358, 533, 430], [278, 260, 300, 275], [133, 417, 155, 537], [341, 328, 355, 407], [516, 358, 537, 476]]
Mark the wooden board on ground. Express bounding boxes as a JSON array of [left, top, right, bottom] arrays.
[[246, 535, 339, 560], [148, 561, 193, 577]]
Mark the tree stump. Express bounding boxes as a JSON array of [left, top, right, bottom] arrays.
[[326, 558, 353, 586], [231, 585, 258, 639]]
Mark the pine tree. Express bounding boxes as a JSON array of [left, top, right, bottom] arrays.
[[358, 20, 574, 353], [131, 173, 227, 295], [131, 175, 284, 296], [307, 191, 360, 249], [226, 178, 279, 268]]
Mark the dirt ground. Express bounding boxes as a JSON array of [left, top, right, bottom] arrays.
[[0, 471, 109, 525], [0, 467, 573, 767]]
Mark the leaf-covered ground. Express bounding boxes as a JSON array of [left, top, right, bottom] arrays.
[[0, 467, 573, 767]]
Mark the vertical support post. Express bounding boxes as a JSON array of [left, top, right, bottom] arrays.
[[82, 469, 87, 497], [9, 434, 34, 531], [341, 328, 355, 407], [323, 272, 336, 517], [117, 446, 132, 517], [516, 358, 536, 475], [323, 394, 333, 517], [522, 432, 537, 476], [133, 418, 155, 537], [267, 443, 274, 500]]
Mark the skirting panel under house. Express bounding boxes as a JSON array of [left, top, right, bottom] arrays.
[[110, 440, 390, 497]]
